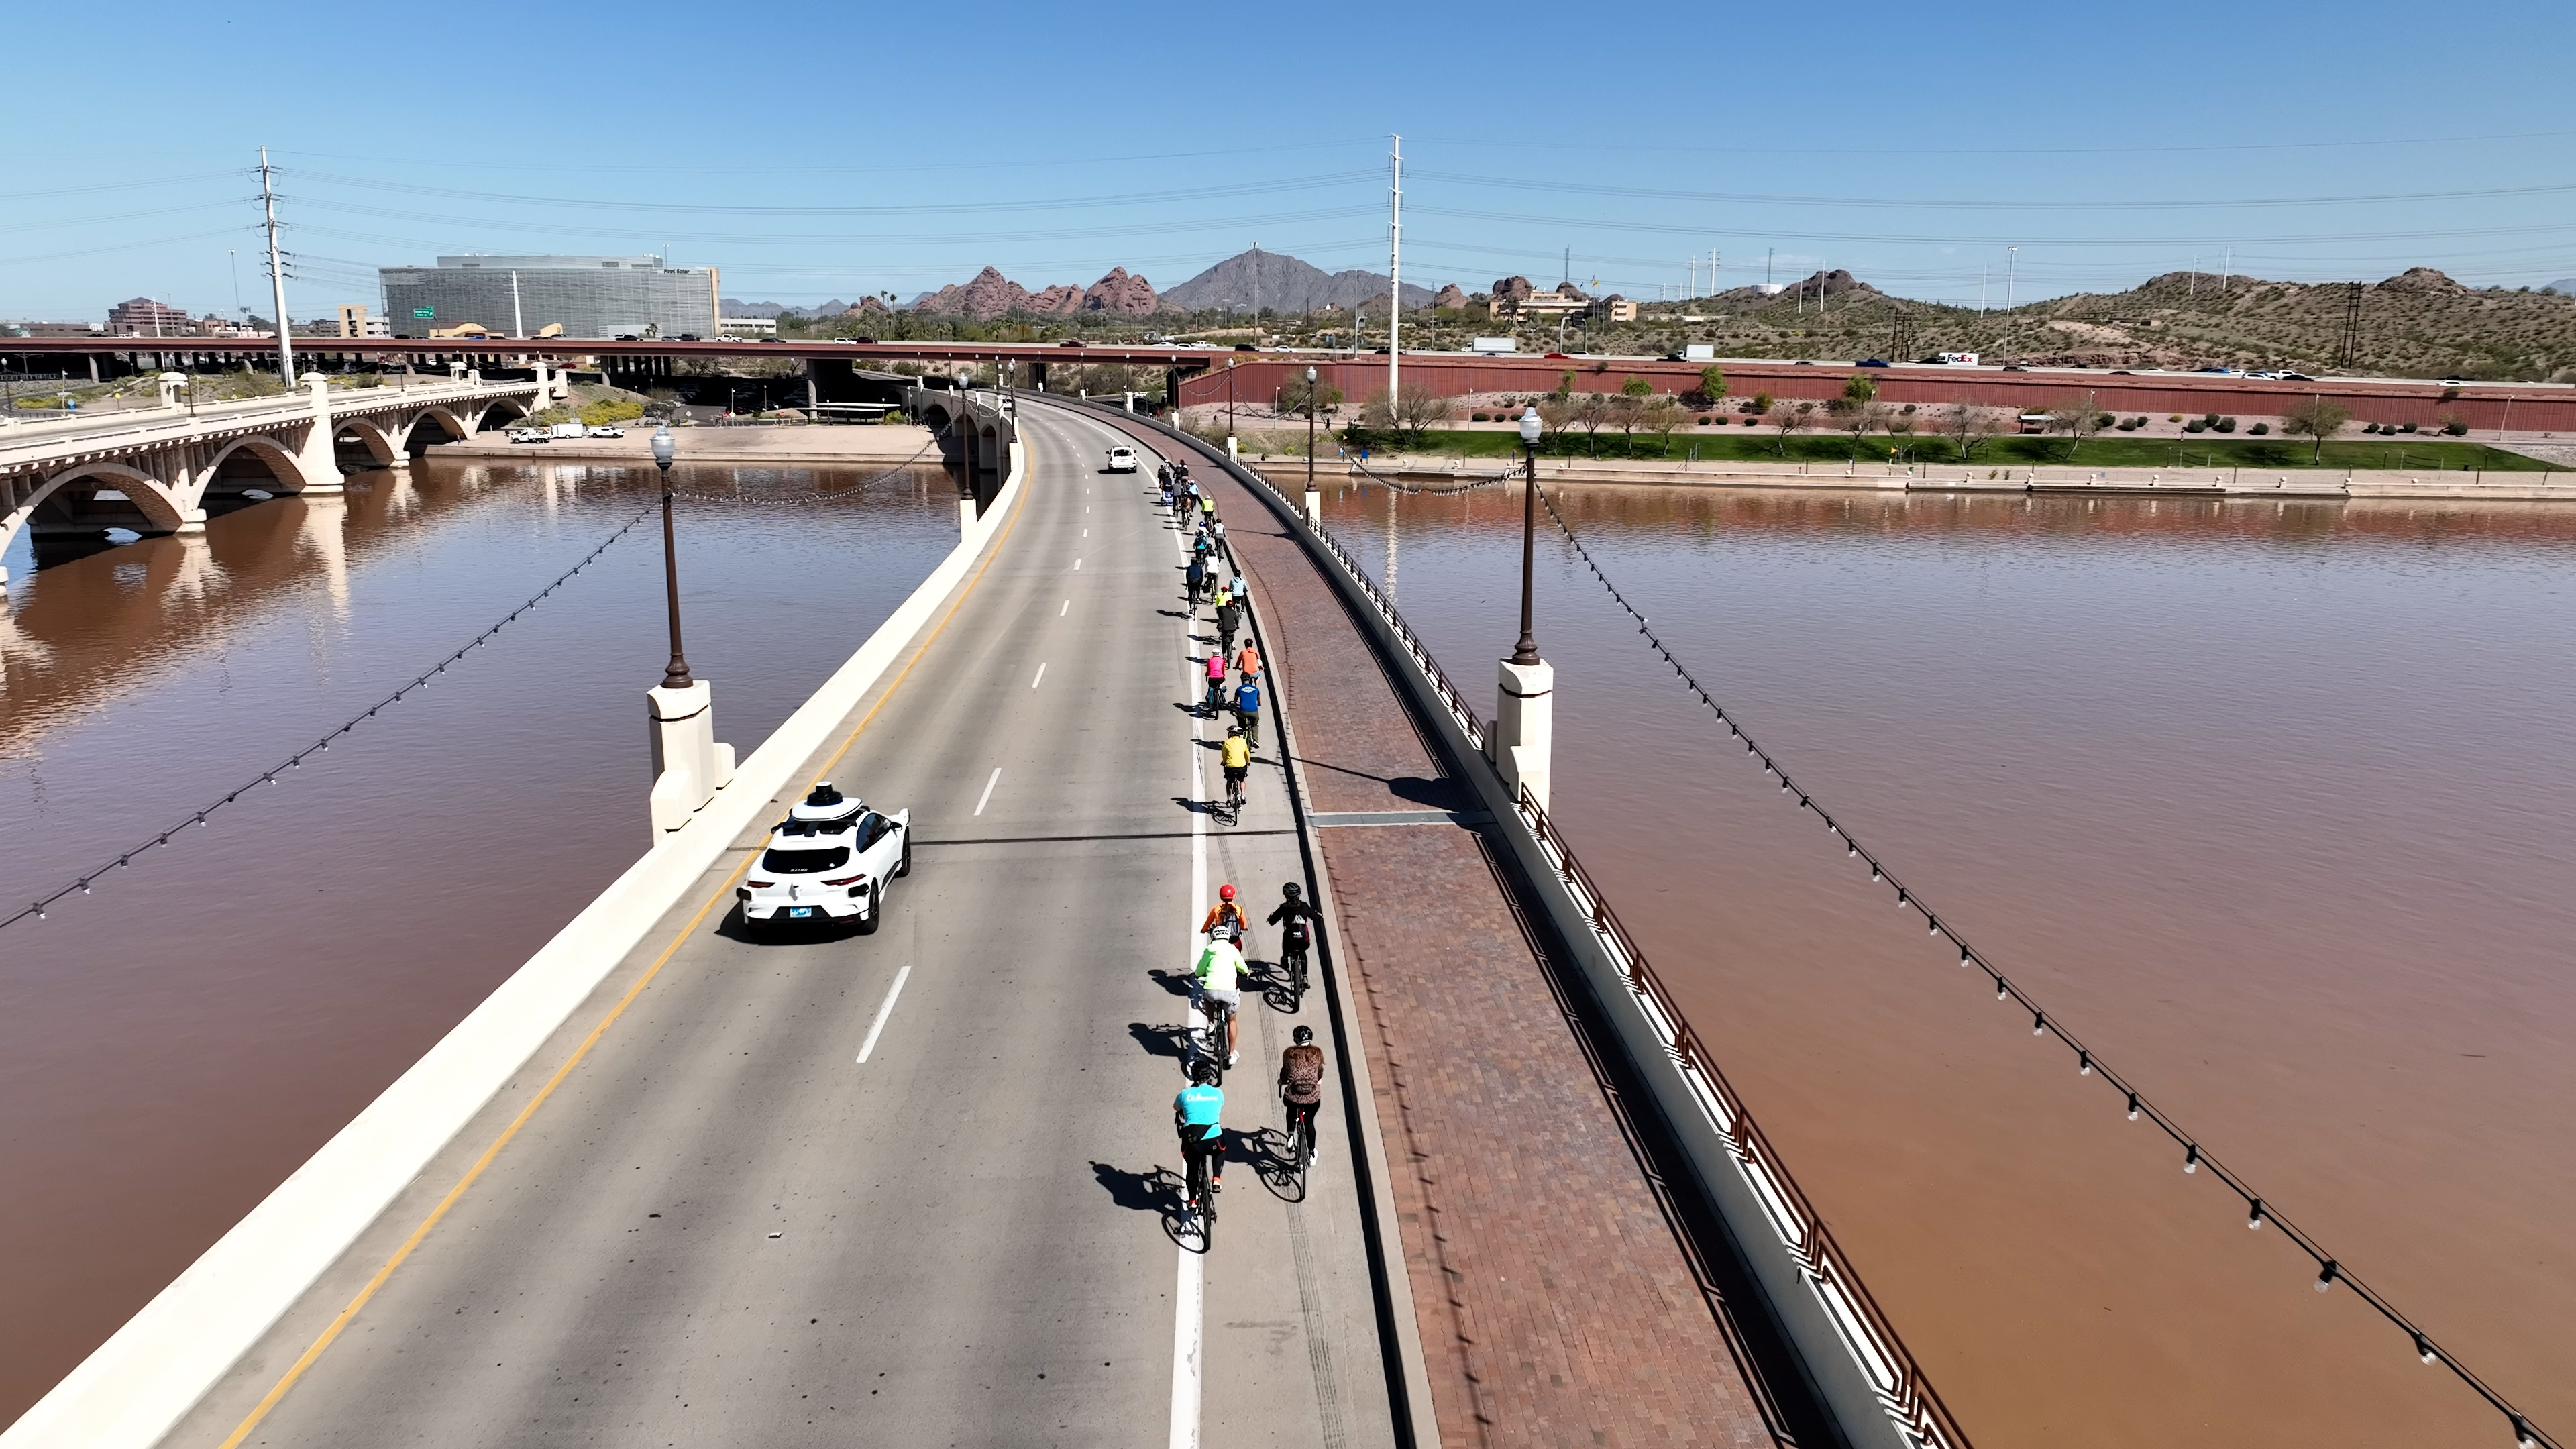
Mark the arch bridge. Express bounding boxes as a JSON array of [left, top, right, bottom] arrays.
[[0, 367, 551, 590]]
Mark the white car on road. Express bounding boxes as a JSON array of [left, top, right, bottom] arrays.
[[587, 424, 626, 437], [1105, 445, 1140, 473], [738, 782, 911, 934]]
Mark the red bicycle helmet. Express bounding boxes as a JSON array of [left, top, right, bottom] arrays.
[[1218, 883, 1236, 901]]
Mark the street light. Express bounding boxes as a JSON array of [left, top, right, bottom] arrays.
[[1226, 356, 1236, 441], [1512, 407, 1543, 665], [651, 424, 692, 689], [1303, 366, 1320, 521]]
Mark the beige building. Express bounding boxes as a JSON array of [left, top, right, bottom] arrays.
[[335, 304, 390, 338], [1587, 294, 1637, 323], [1487, 289, 1588, 321]]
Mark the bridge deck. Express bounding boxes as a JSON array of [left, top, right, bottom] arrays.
[[1176, 431, 1799, 1447], [166, 405, 1393, 1445]]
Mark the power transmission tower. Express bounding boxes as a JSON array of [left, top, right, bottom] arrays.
[[2334, 282, 2363, 372]]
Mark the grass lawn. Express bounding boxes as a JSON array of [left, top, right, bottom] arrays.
[[1371, 428, 2555, 472]]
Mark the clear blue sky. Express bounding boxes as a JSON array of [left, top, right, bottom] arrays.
[[5, 0, 2571, 322]]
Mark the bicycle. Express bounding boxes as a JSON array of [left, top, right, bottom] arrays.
[[1197, 992, 1234, 1083], [1222, 769, 1245, 823], [1181, 1138, 1220, 1247], [1281, 1095, 1317, 1183], [1280, 931, 1310, 1012]]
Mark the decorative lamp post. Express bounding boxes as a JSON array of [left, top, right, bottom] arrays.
[[1303, 366, 1321, 523], [651, 424, 690, 688], [1495, 405, 1552, 810], [643, 422, 731, 838], [1226, 356, 1237, 458], [1512, 407, 1542, 665]]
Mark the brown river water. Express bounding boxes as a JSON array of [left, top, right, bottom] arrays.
[[1320, 481, 2576, 1448], [0, 458, 959, 1423]]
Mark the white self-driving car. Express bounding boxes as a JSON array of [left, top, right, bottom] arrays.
[[737, 782, 911, 934], [1105, 445, 1140, 473]]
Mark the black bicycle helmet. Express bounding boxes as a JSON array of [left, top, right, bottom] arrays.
[[1292, 1026, 1314, 1046], [1192, 1061, 1220, 1085], [1281, 881, 1303, 900]]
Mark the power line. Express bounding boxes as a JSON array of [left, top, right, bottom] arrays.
[[280, 167, 1377, 218], [1, 502, 655, 936], [1413, 168, 2576, 212], [1526, 486, 2562, 1449]]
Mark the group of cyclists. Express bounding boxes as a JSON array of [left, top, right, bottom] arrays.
[[1175, 879, 1326, 1218], [1147, 451, 1328, 1228], [1166, 462, 1264, 815]]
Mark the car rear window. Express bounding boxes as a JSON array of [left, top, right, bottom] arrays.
[[760, 845, 850, 875]]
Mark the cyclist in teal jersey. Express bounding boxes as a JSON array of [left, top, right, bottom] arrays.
[[1175, 1061, 1226, 1203]]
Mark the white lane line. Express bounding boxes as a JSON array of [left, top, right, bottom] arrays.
[[1171, 1242, 1204, 1449], [1060, 599, 1069, 616], [1173, 568, 1210, 1449], [975, 767, 1001, 816], [1075, 557, 1083, 570], [1031, 661, 1047, 688], [853, 965, 912, 1064], [1083, 529, 1088, 537]]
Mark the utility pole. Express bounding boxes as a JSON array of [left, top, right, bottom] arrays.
[[511, 270, 524, 339], [260, 146, 296, 386], [2220, 246, 2231, 297], [1388, 133, 1402, 408], [1765, 248, 1774, 290], [2005, 246, 2019, 311], [1980, 266, 1988, 316]]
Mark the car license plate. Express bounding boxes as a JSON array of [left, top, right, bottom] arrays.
[[788, 907, 814, 918]]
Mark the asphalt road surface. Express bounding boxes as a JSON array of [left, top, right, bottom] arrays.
[[171, 402, 1394, 1447]]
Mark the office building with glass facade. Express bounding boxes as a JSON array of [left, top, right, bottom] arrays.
[[378, 255, 718, 339]]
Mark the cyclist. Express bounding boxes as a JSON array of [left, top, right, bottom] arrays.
[[1234, 671, 1263, 753], [1215, 593, 1242, 657], [1220, 724, 1251, 820], [1184, 554, 1206, 608], [1175, 1061, 1225, 1205], [1267, 881, 1320, 987], [1194, 927, 1245, 1067], [1278, 1025, 1325, 1168], [1234, 639, 1262, 683], [1200, 881, 1248, 942], [1230, 569, 1250, 607], [1201, 649, 1228, 716]]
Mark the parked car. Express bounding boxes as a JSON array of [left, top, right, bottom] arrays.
[[1856, 358, 1890, 368], [1060, 338, 1085, 347], [737, 782, 910, 935], [1105, 445, 1140, 474], [587, 425, 625, 438], [2280, 372, 2316, 382], [1543, 352, 1570, 360], [1233, 343, 1258, 352]]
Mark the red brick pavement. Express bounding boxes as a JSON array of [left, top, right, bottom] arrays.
[[1212, 469, 1780, 1449]]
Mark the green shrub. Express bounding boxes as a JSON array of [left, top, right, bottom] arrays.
[[2443, 420, 2469, 435], [2202, 412, 2221, 427], [2215, 416, 2236, 433], [2247, 422, 2270, 435], [1470, 411, 1490, 422], [578, 396, 646, 427], [2361, 422, 2379, 433], [2398, 422, 2417, 433], [2184, 420, 2207, 433], [2096, 411, 2114, 428], [1748, 392, 1772, 414]]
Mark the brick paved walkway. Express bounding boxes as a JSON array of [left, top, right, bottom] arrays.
[[1212, 469, 1782, 1449]]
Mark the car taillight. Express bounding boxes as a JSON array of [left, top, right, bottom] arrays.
[[822, 874, 865, 886], [747, 880, 773, 889]]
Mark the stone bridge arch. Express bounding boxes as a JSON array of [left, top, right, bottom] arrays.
[[204, 435, 329, 498], [332, 417, 400, 468], [3, 461, 193, 568], [402, 406, 470, 456]]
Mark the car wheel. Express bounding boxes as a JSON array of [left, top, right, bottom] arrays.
[[853, 883, 881, 935], [894, 833, 912, 878]]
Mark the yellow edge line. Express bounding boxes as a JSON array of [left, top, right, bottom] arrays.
[[218, 474, 1031, 1448]]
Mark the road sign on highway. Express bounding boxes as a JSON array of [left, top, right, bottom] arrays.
[[412, 306, 434, 319]]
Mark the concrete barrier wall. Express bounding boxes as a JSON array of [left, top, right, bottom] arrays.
[[1104, 403, 1953, 1449], [1, 441, 1028, 1449]]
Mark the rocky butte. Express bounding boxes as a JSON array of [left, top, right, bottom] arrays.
[[912, 266, 1161, 319]]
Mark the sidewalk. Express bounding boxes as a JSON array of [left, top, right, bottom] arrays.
[[1208, 468, 1784, 1447]]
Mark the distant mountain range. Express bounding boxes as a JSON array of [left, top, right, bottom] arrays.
[[1161, 248, 1437, 314]]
